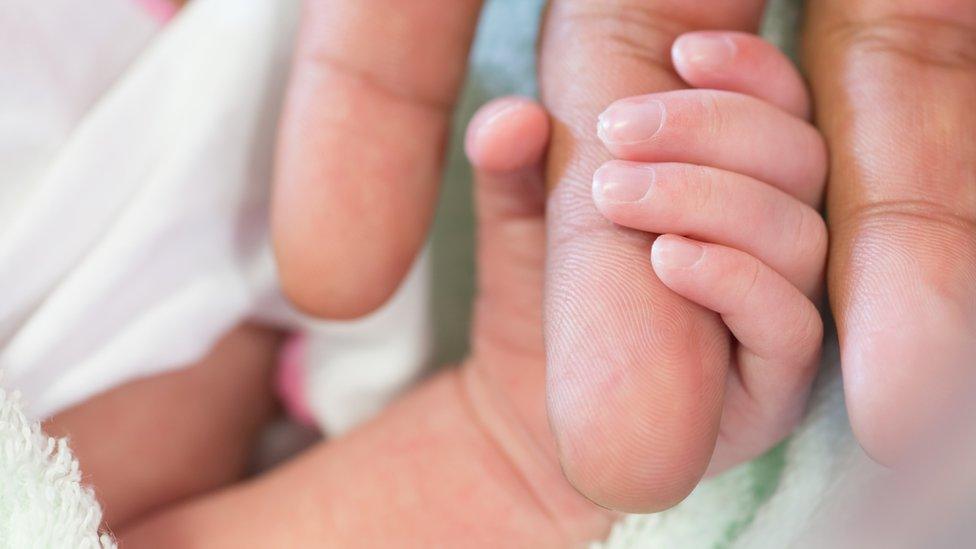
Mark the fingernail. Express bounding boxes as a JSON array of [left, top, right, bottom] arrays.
[[597, 99, 665, 145], [593, 163, 655, 203], [653, 236, 703, 269], [674, 33, 737, 72]]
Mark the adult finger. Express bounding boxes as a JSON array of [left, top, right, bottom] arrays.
[[539, 0, 766, 512], [805, 0, 976, 463], [273, 0, 483, 318]]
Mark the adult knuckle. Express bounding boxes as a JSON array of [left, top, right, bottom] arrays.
[[553, 1, 693, 72], [838, 198, 976, 305], [299, 48, 454, 114], [841, 197, 976, 238], [825, 14, 976, 72]]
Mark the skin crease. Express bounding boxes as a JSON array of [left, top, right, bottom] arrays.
[[120, 99, 615, 547], [804, 0, 976, 463]]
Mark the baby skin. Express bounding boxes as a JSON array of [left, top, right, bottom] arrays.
[[117, 32, 824, 546]]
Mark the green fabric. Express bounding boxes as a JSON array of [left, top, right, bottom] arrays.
[[718, 444, 787, 547]]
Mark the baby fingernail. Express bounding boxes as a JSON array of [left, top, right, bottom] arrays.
[[653, 236, 703, 269], [593, 163, 654, 203], [597, 99, 665, 144], [674, 33, 737, 71]]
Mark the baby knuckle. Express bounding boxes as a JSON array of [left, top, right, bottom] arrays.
[[793, 206, 829, 265], [733, 257, 763, 309], [684, 90, 729, 141], [656, 166, 708, 224], [792, 305, 824, 356], [684, 165, 718, 212]]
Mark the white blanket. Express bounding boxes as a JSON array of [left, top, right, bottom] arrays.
[[0, 384, 113, 547], [0, 0, 429, 430]]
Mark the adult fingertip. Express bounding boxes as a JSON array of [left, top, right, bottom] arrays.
[[550, 407, 707, 513], [843, 306, 976, 467], [273, 221, 418, 320], [277, 255, 404, 320]]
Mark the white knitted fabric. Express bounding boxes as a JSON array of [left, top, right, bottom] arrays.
[[0, 384, 113, 548]]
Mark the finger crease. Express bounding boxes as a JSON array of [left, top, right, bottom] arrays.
[[300, 50, 455, 114]]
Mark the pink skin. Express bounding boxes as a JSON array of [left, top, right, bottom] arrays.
[[544, 31, 827, 511], [671, 31, 810, 117], [120, 98, 615, 547], [134, 0, 179, 23], [275, 335, 317, 427]]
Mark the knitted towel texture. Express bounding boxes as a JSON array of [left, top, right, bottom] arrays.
[[0, 385, 113, 548]]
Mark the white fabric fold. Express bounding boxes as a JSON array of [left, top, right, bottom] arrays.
[[0, 0, 429, 426]]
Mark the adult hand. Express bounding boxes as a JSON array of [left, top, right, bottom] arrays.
[[804, 0, 976, 462]]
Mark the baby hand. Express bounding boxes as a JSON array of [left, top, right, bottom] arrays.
[[590, 32, 827, 476]]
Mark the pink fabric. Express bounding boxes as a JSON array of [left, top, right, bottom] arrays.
[[276, 334, 317, 426], [134, 0, 178, 23], [131, 0, 319, 430]]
